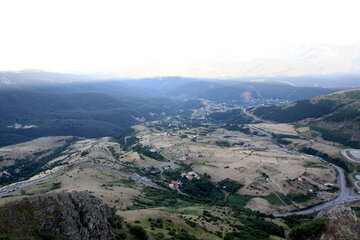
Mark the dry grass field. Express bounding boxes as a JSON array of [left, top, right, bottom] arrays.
[[0, 137, 141, 210], [0, 136, 74, 168], [133, 125, 337, 212], [254, 123, 298, 135]]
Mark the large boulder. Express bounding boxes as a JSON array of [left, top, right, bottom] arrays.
[[0, 191, 122, 239]]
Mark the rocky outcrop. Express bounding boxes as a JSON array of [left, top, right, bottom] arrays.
[[0, 191, 122, 239], [317, 205, 360, 240]]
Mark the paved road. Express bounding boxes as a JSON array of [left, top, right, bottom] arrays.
[[0, 173, 57, 196], [341, 149, 360, 164], [243, 107, 274, 124], [98, 166, 165, 190], [355, 181, 360, 192], [247, 124, 272, 138], [272, 163, 360, 217]]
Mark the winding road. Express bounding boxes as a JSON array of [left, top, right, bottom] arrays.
[[0, 173, 57, 196], [242, 108, 360, 216], [341, 149, 360, 164], [0, 163, 165, 197], [341, 149, 360, 192], [247, 124, 272, 138], [98, 166, 165, 190], [243, 107, 274, 124]]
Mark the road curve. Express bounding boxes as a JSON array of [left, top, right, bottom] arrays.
[[241, 108, 360, 216], [0, 173, 57, 196], [243, 107, 274, 124], [247, 124, 272, 138], [98, 166, 165, 190], [341, 149, 360, 164]]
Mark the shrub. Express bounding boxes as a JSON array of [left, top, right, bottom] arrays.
[[129, 225, 148, 240]]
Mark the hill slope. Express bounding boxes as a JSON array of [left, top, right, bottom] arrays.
[[252, 89, 360, 147], [198, 82, 338, 105]]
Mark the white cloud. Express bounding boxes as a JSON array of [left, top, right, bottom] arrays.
[[0, 0, 360, 77]]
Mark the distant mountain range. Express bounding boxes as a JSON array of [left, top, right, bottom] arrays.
[[0, 70, 344, 101]]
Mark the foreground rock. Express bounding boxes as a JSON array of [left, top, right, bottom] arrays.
[[0, 191, 123, 239], [289, 205, 360, 240], [317, 205, 360, 240]]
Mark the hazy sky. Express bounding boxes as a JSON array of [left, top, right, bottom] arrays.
[[1, 0, 360, 77]]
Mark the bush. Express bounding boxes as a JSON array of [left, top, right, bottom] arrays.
[[133, 144, 165, 161], [172, 231, 198, 240], [129, 225, 148, 240], [289, 218, 326, 240], [215, 141, 231, 148], [218, 179, 244, 193], [181, 173, 224, 202], [287, 192, 314, 203]]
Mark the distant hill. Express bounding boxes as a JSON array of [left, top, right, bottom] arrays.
[[166, 80, 226, 98], [252, 89, 360, 147], [163, 80, 340, 105], [0, 70, 162, 98], [209, 109, 253, 125], [0, 88, 177, 146], [0, 70, 95, 86], [198, 82, 339, 105], [262, 74, 360, 88]]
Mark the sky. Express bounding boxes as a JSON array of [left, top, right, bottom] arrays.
[[1, 0, 360, 78]]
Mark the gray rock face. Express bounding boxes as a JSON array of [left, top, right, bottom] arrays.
[[317, 205, 360, 240], [0, 191, 120, 240]]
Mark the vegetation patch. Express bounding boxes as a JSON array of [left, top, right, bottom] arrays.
[[218, 179, 244, 193], [133, 144, 165, 161], [286, 192, 314, 203], [262, 193, 291, 206], [300, 147, 350, 172], [215, 141, 231, 148], [289, 217, 326, 240], [227, 194, 255, 207]]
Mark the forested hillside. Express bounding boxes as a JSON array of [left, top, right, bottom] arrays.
[[0, 88, 177, 146], [252, 89, 360, 147], [198, 82, 338, 104], [209, 109, 253, 124]]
